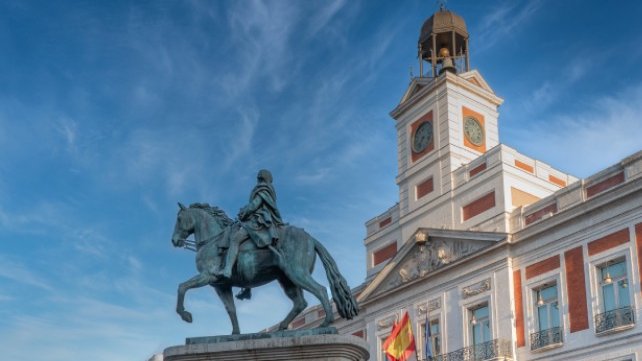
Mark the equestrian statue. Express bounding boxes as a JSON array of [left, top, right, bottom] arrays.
[[170, 169, 359, 334]]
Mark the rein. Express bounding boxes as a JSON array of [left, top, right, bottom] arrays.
[[179, 206, 235, 252], [181, 227, 228, 252]]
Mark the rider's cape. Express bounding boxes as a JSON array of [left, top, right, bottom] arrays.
[[220, 183, 284, 249], [243, 183, 283, 248]]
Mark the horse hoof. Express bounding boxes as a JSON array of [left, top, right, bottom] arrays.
[[180, 311, 193, 323]]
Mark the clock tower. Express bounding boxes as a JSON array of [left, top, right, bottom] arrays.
[[364, 6, 575, 276], [391, 7, 503, 228]]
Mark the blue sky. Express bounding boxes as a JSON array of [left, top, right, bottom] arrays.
[[1, 1, 641, 360]]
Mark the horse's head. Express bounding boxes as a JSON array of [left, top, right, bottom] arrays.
[[172, 202, 193, 248], [172, 202, 233, 249]]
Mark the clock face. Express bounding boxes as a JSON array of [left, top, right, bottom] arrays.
[[463, 116, 484, 146], [412, 121, 433, 153]]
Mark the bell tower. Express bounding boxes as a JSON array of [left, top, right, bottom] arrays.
[[418, 4, 470, 77], [390, 5, 503, 234]]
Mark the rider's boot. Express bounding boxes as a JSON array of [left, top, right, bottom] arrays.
[[217, 231, 242, 278], [236, 288, 252, 300]]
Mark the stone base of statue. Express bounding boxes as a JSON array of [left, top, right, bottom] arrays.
[[163, 327, 369, 361]]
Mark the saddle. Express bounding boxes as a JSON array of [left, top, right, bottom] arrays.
[[219, 222, 284, 250]]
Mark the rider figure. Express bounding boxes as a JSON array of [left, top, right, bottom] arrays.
[[217, 169, 284, 279]]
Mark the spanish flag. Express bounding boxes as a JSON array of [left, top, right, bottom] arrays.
[[383, 312, 417, 361]]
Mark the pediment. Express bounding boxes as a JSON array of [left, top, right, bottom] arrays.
[[459, 70, 494, 93], [358, 228, 506, 302], [398, 77, 435, 105], [395, 71, 495, 118]]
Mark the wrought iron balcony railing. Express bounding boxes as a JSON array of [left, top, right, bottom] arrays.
[[433, 339, 513, 361], [595, 306, 634, 334], [530, 326, 562, 351]]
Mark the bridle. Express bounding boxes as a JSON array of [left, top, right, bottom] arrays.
[[177, 209, 232, 252]]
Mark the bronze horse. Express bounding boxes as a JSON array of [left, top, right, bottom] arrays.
[[171, 202, 358, 334]]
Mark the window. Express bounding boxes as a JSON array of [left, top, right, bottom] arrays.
[[530, 284, 562, 350], [469, 304, 491, 345], [595, 259, 634, 333], [599, 260, 630, 311], [536, 285, 560, 331], [420, 318, 441, 359]]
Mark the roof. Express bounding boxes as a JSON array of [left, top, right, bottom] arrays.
[[419, 8, 468, 45]]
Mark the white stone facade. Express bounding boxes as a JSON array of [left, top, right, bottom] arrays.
[[290, 9, 642, 361]]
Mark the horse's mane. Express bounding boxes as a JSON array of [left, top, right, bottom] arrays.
[[189, 203, 234, 226]]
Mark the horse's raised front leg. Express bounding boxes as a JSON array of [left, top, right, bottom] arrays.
[[277, 277, 307, 330], [213, 285, 240, 335], [176, 273, 212, 323]]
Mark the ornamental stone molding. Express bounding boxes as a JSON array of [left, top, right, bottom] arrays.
[[416, 299, 441, 316], [462, 278, 491, 298], [376, 315, 397, 331], [379, 238, 491, 294]]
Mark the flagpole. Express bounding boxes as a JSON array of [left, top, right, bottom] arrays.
[[424, 304, 432, 361], [413, 310, 419, 360]]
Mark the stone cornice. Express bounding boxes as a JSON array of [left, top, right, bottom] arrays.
[[511, 175, 642, 244]]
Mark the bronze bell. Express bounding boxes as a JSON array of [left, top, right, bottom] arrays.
[[438, 47, 457, 75]]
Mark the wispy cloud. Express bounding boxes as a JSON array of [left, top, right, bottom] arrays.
[[475, 0, 542, 51], [0, 201, 111, 259], [223, 0, 299, 96], [0, 255, 52, 291], [222, 107, 259, 172], [54, 117, 78, 154], [522, 55, 593, 113], [306, 0, 348, 37], [506, 83, 642, 176]]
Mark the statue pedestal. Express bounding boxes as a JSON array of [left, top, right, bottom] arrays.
[[163, 328, 369, 361]]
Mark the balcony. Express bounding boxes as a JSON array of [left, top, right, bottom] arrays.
[[595, 306, 635, 334], [530, 326, 562, 351], [434, 339, 513, 361]]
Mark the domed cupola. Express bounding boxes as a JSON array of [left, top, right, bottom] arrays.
[[418, 5, 470, 77]]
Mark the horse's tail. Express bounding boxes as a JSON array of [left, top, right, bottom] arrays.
[[313, 238, 359, 320]]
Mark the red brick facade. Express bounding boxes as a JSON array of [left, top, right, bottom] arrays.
[[525, 255, 560, 279], [373, 242, 397, 266], [513, 270, 525, 348], [586, 172, 625, 198], [524, 203, 557, 225], [462, 191, 495, 221], [416, 177, 434, 199], [469, 163, 487, 178], [291, 317, 305, 328], [587, 228, 630, 256], [379, 217, 392, 228], [636, 223, 642, 292], [565, 247, 589, 332]]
